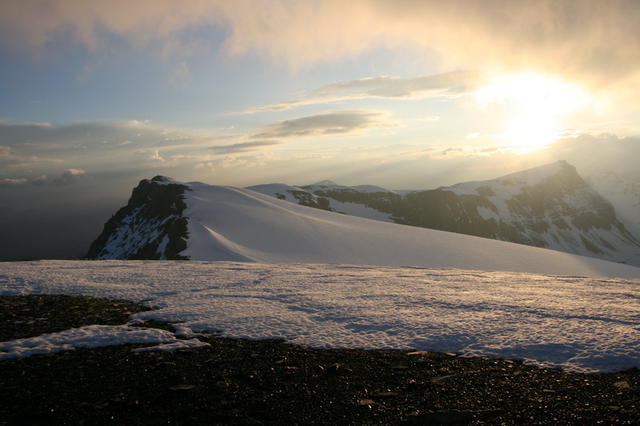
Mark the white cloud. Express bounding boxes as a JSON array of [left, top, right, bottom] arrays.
[[246, 71, 478, 112]]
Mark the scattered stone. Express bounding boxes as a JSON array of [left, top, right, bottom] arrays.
[[169, 384, 196, 391], [430, 375, 455, 384], [1, 294, 639, 425], [373, 391, 400, 398], [406, 351, 431, 357], [405, 411, 474, 425], [324, 363, 352, 375], [614, 380, 631, 389], [392, 364, 410, 370]]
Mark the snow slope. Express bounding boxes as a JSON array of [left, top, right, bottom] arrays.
[[1, 260, 639, 373], [246, 163, 640, 266], [0, 324, 208, 359], [180, 182, 640, 278]]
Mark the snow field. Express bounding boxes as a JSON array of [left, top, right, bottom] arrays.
[[1, 260, 639, 373], [181, 183, 640, 278]]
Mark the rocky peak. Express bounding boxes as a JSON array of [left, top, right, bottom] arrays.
[[85, 177, 190, 260]]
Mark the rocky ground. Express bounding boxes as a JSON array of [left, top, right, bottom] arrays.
[[0, 295, 638, 425]]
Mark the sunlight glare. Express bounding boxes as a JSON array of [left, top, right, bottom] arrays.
[[475, 72, 589, 153]]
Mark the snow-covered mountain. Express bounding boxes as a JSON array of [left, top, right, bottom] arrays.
[[249, 161, 640, 266], [439, 161, 640, 265], [86, 175, 640, 278]]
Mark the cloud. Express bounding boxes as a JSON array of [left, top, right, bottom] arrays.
[[0, 143, 62, 168], [0, 120, 189, 150], [422, 116, 441, 122], [543, 134, 640, 178], [252, 110, 393, 139], [147, 149, 165, 162], [209, 140, 282, 154], [52, 168, 86, 185], [0, 177, 28, 186], [170, 61, 191, 88], [0, 120, 202, 173], [1, 1, 639, 92], [0, 169, 86, 187], [0, 111, 395, 182], [246, 71, 478, 112]]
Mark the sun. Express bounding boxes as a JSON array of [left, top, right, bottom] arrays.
[[474, 72, 589, 153]]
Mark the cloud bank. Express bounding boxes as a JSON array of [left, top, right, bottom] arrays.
[[0, 169, 86, 187], [0, 110, 395, 183], [2, 1, 639, 91]]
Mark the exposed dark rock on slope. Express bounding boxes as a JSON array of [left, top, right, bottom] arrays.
[[85, 176, 189, 260]]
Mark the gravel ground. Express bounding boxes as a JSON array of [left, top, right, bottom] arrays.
[[0, 295, 638, 425]]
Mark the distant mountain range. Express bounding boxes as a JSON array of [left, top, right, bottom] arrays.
[[86, 160, 640, 271]]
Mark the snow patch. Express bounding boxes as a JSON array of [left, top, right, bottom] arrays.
[[328, 199, 394, 222], [0, 324, 206, 360]]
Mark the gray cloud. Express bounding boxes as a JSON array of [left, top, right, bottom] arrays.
[[0, 111, 395, 183], [252, 110, 393, 139], [0, 177, 28, 186], [209, 140, 282, 154], [247, 71, 478, 112], [0, 144, 62, 168], [0, 120, 190, 151], [0, 120, 203, 175], [0, 169, 86, 187], [52, 168, 86, 185]]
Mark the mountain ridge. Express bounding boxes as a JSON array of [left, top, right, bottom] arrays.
[[248, 160, 640, 266], [85, 171, 640, 278]]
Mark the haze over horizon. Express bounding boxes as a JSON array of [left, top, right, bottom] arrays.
[[2, 0, 640, 260]]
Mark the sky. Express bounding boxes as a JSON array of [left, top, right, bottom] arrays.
[[2, 0, 640, 260]]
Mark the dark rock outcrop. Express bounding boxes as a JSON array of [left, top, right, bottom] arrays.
[[85, 176, 190, 260]]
